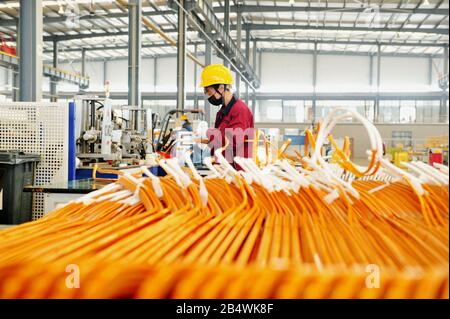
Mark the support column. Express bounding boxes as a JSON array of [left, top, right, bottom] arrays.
[[312, 42, 317, 125], [13, 19, 19, 101], [258, 47, 262, 81], [103, 59, 108, 85], [235, 4, 242, 97], [223, 0, 230, 67], [251, 39, 257, 115], [439, 45, 448, 123], [369, 53, 374, 120], [428, 55, 433, 87], [176, 0, 186, 111], [245, 26, 250, 105], [82, 48, 86, 77], [204, 40, 212, 125], [153, 56, 157, 92], [50, 40, 58, 102], [203, 0, 213, 125], [375, 44, 381, 123], [12, 68, 19, 101], [19, 0, 42, 101], [194, 44, 198, 108], [128, 0, 142, 129], [79, 47, 86, 93]]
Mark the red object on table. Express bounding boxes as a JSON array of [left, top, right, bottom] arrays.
[[429, 152, 443, 166], [158, 151, 171, 159], [0, 38, 17, 56]]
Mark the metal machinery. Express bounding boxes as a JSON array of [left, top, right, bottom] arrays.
[[155, 109, 206, 165], [75, 97, 158, 167]]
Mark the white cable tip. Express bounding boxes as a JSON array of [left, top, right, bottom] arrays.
[[368, 182, 390, 194], [324, 190, 340, 204], [140, 166, 164, 198], [199, 178, 208, 207]]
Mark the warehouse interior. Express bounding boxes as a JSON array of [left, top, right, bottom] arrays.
[[0, 0, 449, 299]]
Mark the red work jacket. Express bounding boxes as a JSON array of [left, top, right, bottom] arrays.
[[207, 96, 254, 168]]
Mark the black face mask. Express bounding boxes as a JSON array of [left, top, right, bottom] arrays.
[[208, 95, 223, 106], [207, 88, 223, 106]]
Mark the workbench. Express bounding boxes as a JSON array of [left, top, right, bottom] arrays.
[[24, 179, 112, 214], [23, 165, 211, 215]]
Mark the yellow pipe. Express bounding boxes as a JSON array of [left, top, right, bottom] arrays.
[[0, 50, 17, 59]]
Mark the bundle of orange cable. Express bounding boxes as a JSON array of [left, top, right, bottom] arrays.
[[0, 109, 447, 299]]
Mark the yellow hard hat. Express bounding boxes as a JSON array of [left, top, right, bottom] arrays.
[[180, 114, 188, 121], [200, 64, 233, 88]]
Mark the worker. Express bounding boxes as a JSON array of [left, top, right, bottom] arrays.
[[200, 64, 254, 168], [180, 114, 193, 132]]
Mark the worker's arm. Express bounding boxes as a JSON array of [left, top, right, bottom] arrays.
[[195, 138, 210, 144]]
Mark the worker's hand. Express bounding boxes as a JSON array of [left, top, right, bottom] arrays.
[[194, 138, 209, 144]]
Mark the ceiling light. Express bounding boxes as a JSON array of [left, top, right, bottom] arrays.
[[423, 0, 430, 6], [289, 0, 295, 5]]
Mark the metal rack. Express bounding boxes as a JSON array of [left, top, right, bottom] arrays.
[[0, 51, 89, 88]]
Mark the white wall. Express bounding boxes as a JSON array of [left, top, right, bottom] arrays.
[[260, 52, 313, 92], [380, 57, 430, 92], [0, 48, 444, 98], [106, 60, 127, 91], [141, 58, 155, 92], [45, 51, 447, 95], [317, 55, 370, 92]]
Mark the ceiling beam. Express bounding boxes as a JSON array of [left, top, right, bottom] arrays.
[[0, 10, 175, 27], [45, 38, 447, 56], [41, 20, 449, 42], [45, 47, 444, 64], [216, 5, 449, 15], [254, 37, 448, 48], [258, 48, 444, 59], [43, 41, 204, 53], [244, 23, 449, 35], [1, 4, 447, 27]]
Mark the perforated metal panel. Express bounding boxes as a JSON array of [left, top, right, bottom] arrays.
[[0, 102, 68, 220]]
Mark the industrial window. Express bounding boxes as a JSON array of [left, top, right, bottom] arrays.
[[392, 130, 413, 147], [399, 101, 416, 123], [416, 100, 441, 123], [282, 100, 305, 123], [315, 101, 366, 122], [379, 101, 401, 123], [256, 100, 282, 122]]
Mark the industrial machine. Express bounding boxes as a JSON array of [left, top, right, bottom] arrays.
[[75, 97, 158, 167], [74, 99, 209, 174], [155, 109, 206, 164]]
